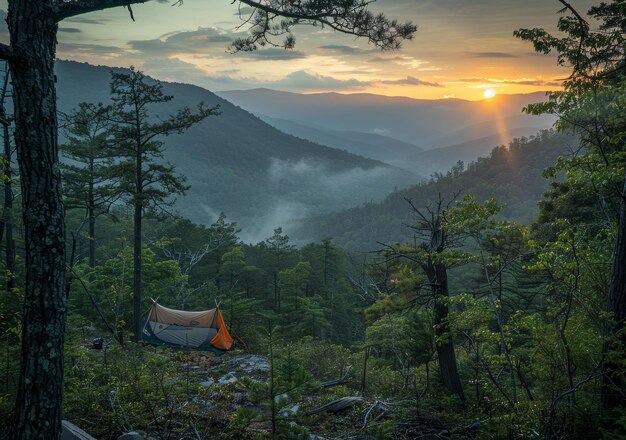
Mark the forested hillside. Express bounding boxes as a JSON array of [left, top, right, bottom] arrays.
[[296, 130, 574, 249], [56, 61, 418, 241]]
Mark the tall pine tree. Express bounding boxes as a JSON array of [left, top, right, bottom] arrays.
[[61, 102, 117, 269], [108, 68, 219, 341]]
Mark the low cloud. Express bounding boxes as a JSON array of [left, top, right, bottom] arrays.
[[128, 27, 244, 57], [142, 58, 208, 80], [64, 16, 110, 25], [470, 52, 517, 58], [239, 199, 309, 244], [268, 158, 405, 197], [239, 48, 308, 60], [458, 76, 560, 87], [57, 42, 127, 59], [265, 70, 368, 91], [318, 44, 375, 55], [380, 76, 443, 87], [366, 55, 437, 70]]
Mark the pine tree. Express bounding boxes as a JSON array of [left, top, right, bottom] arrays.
[[61, 102, 117, 269], [263, 227, 295, 312], [108, 67, 219, 341]]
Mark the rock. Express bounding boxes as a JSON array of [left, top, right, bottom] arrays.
[[233, 392, 247, 405], [226, 354, 269, 374], [274, 393, 289, 403], [61, 420, 97, 440], [280, 403, 300, 416], [192, 396, 212, 410], [200, 380, 214, 387], [217, 372, 238, 385]]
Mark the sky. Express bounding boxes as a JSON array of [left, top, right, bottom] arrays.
[[1, 0, 599, 100]]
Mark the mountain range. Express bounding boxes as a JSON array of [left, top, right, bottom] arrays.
[[55, 61, 562, 244], [218, 88, 557, 175], [55, 61, 418, 242]]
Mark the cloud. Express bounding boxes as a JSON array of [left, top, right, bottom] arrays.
[[57, 42, 128, 59], [470, 52, 517, 58], [458, 77, 561, 87], [233, 6, 255, 15], [366, 57, 391, 63], [141, 62, 363, 92], [63, 16, 109, 25], [59, 27, 82, 33], [128, 27, 307, 61], [141, 58, 208, 80], [318, 44, 374, 55], [380, 76, 443, 87], [239, 48, 307, 60], [366, 55, 437, 70], [128, 27, 243, 56], [266, 70, 368, 91]]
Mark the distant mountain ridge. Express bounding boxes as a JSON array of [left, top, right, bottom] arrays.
[[218, 88, 557, 176], [258, 115, 424, 170], [55, 61, 419, 242], [217, 88, 556, 147]]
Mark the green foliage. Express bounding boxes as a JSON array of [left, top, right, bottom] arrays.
[[299, 130, 574, 249], [60, 102, 118, 213], [108, 67, 218, 211], [72, 245, 187, 331], [243, 327, 318, 438], [63, 341, 205, 440]]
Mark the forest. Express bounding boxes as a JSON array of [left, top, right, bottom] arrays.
[[0, 0, 625, 439]]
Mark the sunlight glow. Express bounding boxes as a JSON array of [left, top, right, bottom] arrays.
[[484, 88, 497, 99]]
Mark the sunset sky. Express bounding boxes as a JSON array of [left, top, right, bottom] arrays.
[[1, 0, 599, 100]]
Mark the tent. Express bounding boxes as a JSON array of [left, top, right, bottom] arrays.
[[142, 302, 234, 351]]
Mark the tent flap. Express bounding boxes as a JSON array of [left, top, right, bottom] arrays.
[[210, 310, 234, 350]]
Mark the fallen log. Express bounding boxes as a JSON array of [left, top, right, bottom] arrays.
[[306, 396, 364, 415], [319, 378, 350, 388]]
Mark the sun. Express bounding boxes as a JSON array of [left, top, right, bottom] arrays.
[[484, 88, 497, 99]]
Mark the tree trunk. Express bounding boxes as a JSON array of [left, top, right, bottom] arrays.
[[88, 158, 95, 270], [1, 89, 15, 292], [8, 2, 67, 439], [602, 174, 626, 416], [427, 262, 465, 402], [132, 163, 143, 341]]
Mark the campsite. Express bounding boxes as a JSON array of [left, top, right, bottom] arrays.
[[1, 0, 626, 439]]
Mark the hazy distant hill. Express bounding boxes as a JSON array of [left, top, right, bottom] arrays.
[[258, 115, 424, 170], [217, 88, 557, 150], [55, 61, 418, 242], [294, 130, 574, 249], [410, 127, 548, 177]]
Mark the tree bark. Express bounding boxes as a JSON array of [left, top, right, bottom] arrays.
[[1, 83, 15, 292], [132, 148, 143, 341], [88, 157, 95, 270], [424, 261, 465, 402], [602, 173, 626, 416], [7, 2, 67, 439]]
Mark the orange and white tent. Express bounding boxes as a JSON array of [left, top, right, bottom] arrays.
[[142, 302, 233, 351]]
